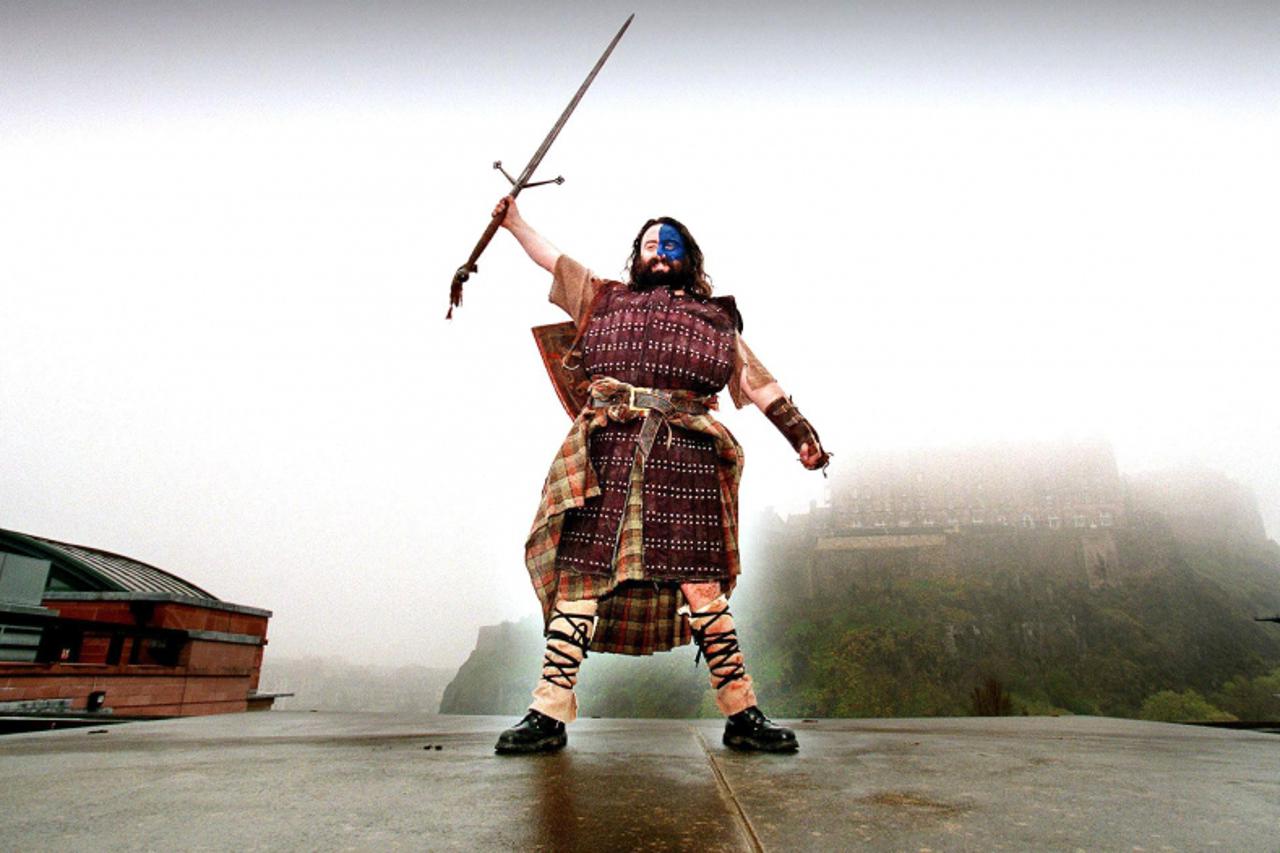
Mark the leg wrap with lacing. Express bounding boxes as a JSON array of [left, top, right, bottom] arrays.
[[540, 606, 595, 689], [688, 601, 747, 690], [528, 599, 598, 724], [686, 594, 758, 716]]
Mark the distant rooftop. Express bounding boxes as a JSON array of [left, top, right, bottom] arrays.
[[0, 529, 215, 600]]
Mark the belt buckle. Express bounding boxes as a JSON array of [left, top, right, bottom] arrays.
[[627, 386, 639, 412]]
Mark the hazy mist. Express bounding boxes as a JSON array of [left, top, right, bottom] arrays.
[[2, 1, 1276, 670]]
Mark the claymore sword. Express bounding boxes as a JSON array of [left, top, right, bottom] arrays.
[[446, 13, 634, 319]]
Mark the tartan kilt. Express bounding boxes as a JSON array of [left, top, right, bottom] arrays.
[[524, 402, 744, 656]]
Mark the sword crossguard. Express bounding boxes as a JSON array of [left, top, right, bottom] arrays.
[[493, 160, 516, 184], [493, 160, 564, 190]]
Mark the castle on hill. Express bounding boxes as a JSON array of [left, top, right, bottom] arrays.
[[769, 440, 1269, 598], [823, 439, 1124, 534]]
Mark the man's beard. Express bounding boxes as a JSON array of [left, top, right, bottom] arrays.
[[630, 257, 697, 293]]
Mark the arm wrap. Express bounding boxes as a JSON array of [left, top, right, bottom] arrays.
[[764, 396, 830, 470]]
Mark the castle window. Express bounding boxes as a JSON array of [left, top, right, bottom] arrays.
[[1074, 515, 1087, 528], [1021, 514, 1035, 528], [1100, 512, 1113, 527], [1048, 516, 1061, 529]]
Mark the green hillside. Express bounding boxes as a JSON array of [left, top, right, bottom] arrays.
[[745, 514, 1280, 719], [442, 492, 1280, 721]]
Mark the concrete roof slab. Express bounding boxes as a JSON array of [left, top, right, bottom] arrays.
[[1, 713, 1276, 851]]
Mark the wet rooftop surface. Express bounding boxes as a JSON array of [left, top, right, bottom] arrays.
[[1, 712, 1277, 851]]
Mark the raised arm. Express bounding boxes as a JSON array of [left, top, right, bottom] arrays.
[[494, 196, 562, 273]]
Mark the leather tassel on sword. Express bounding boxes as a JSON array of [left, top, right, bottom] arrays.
[[445, 13, 635, 319]]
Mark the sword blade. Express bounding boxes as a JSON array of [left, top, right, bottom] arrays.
[[446, 14, 634, 318], [511, 13, 634, 193]]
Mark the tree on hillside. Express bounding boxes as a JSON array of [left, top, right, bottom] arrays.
[[1138, 689, 1235, 723], [1214, 668, 1280, 721]]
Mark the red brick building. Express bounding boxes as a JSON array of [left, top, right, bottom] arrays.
[[0, 529, 274, 718]]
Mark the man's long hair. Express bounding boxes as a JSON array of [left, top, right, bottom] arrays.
[[626, 216, 713, 298]]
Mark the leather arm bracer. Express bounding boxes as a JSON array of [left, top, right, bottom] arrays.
[[764, 396, 830, 471]]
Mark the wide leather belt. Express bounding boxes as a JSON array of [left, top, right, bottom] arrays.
[[591, 385, 709, 417], [591, 383, 711, 466]]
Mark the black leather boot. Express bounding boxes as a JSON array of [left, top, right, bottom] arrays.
[[723, 706, 798, 753], [495, 709, 567, 754]]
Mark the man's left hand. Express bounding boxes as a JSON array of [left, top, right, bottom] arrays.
[[799, 442, 829, 471]]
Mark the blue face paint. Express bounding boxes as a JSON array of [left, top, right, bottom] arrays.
[[656, 224, 686, 262]]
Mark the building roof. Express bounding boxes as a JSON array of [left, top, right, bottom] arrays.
[[0, 529, 216, 600]]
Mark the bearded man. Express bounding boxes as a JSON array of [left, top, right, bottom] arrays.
[[492, 195, 828, 754]]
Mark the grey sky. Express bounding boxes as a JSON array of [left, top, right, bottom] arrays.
[[2, 1, 1276, 669]]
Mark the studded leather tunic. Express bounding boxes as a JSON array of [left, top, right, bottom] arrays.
[[554, 283, 742, 581]]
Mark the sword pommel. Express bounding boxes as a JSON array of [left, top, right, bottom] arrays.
[[447, 264, 477, 319]]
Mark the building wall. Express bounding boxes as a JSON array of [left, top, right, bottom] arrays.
[[0, 599, 268, 717], [827, 441, 1125, 533], [48, 599, 268, 638], [792, 527, 1127, 601], [0, 668, 253, 716]]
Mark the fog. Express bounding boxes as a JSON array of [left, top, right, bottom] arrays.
[[2, 1, 1276, 669]]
